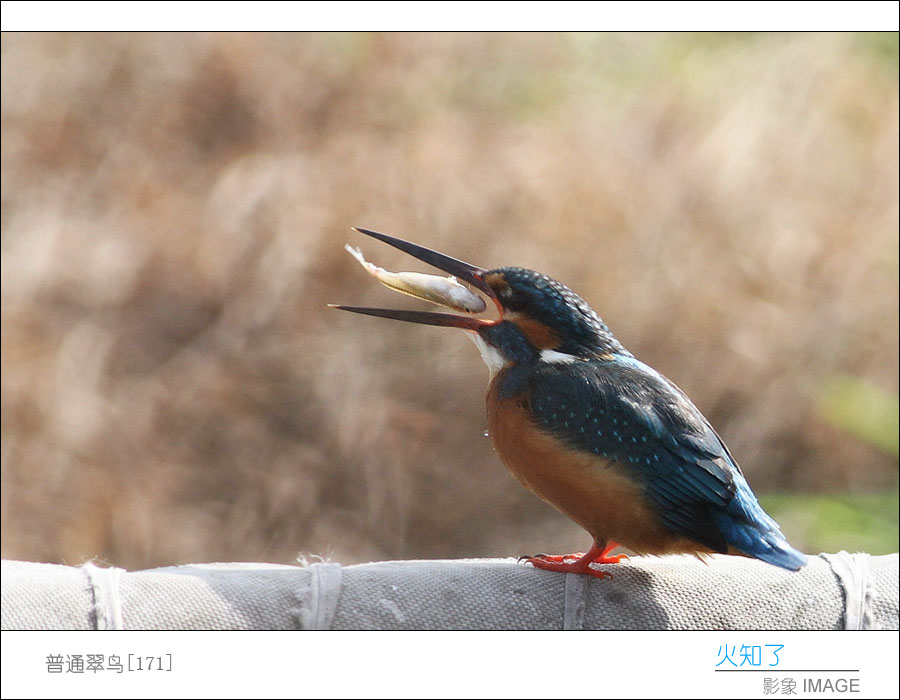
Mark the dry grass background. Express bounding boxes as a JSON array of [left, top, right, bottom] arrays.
[[1, 32, 897, 570]]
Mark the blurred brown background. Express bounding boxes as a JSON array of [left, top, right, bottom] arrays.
[[2, 33, 897, 570]]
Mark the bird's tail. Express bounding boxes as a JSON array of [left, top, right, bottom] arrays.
[[712, 480, 808, 571]]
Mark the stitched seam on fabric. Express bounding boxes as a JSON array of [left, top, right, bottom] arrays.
[[83, 562, 124, 631], [856, 554, 875, 630], [563, 574, 587, 630]]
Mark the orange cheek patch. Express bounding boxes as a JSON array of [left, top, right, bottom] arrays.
[[512, 317, 560, 350], [483, 272, 507, 289]]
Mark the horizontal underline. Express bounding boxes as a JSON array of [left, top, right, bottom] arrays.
[[714, 669, 859, 673]]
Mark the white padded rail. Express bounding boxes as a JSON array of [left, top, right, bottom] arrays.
[[2, 552, 897, 630]]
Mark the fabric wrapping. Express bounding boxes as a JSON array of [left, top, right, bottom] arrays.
[[2, 552, 897, 630]]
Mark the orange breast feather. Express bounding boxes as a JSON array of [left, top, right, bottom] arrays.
[[486, 376, 715, 557]]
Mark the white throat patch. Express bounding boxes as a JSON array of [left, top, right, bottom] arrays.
[[467, 334, 581, 379], [468, 333, 506, 379]]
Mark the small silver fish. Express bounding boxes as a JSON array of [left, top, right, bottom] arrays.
[[344, 244, 486, 314]]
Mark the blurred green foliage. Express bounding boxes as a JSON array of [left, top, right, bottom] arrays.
[[855, 31, 900, 72], [818, 375, 899, 458], [762, 492, 899, 556]]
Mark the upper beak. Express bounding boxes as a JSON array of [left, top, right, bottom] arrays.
[[330, 227, 498, 331]]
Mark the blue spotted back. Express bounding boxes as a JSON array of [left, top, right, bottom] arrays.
[[525, 354, 807, 569]]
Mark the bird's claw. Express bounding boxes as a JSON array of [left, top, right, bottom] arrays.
[[519, 554, 616, 579], [520, 552, 586, 564], [522, 555, 614, 579]]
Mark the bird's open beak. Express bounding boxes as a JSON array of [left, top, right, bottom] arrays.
[[330, 227, 498, 331]]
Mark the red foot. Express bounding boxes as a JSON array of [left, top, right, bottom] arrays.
[[522, 541, 626, 579]]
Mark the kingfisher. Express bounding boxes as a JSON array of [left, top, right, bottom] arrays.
[[332, 228, 807, 578]]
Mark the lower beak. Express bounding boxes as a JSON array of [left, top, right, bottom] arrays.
[[328, 305, 493, 331], [331, 228, 499, 330]]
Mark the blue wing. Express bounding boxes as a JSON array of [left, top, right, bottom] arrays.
[[526, 354, 806, 569]]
